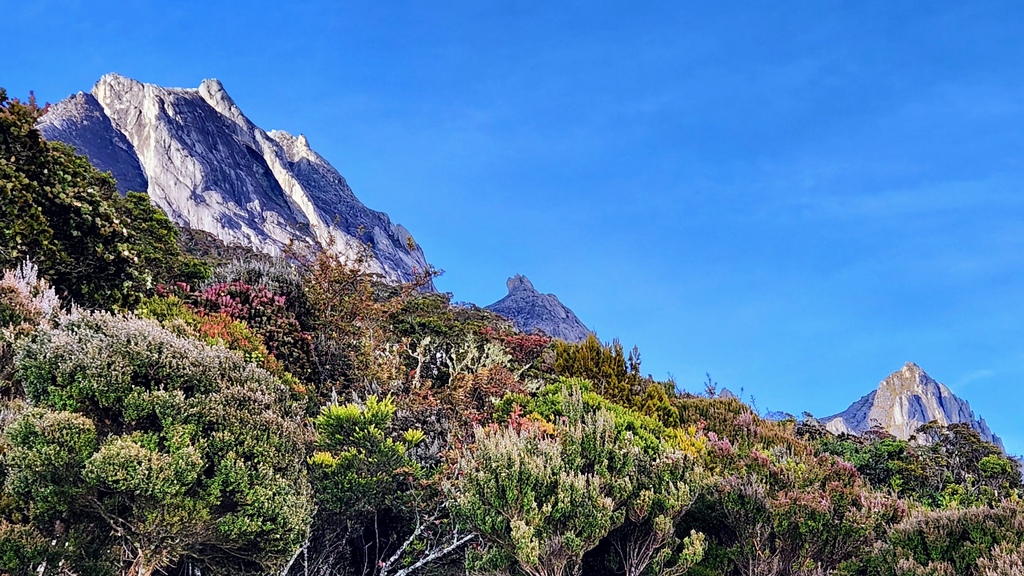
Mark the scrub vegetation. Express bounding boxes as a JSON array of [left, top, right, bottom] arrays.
[[2, 89, 1022, 576]]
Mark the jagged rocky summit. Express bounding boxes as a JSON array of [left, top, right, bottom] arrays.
[[36, 73, 430, 285], [485, 275, 592, 343], [823, 362, 1004, 450], [717, 388, 740, 401]]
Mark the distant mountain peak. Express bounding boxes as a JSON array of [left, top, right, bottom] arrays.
[[197, 78, 246, 121], [824, 362, 1004, 450], [38, 73, 431, 285], [878, 362, 936, 396], [199, 77, 226, 93], [507, 274, 536, 293], [96, 72, 140, 89], [485, 275, 592, 342], [717, 388, 740, 401]]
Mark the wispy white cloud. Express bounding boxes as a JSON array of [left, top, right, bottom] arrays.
[[953, 368, 996, 390]]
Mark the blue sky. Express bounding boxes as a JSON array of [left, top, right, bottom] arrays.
[[5, 1, 1024, 453]]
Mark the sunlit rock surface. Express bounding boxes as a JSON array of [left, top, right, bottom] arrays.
[[37, 73, 431, 285]]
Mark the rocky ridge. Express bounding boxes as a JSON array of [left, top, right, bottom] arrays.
[[823, 362, 1004, 450], [37, 74, 430, 285], [485, 275, 593, 343]]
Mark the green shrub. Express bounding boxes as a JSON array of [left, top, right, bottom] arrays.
[[137, 293, 305, 394], [679, 433, 901, 576], [852, 503, 1024, 576], [459, 380, 707, 576], [977, 541, 1024, 576], [2, 311, 312, 575], [455, 391, 625, 576]]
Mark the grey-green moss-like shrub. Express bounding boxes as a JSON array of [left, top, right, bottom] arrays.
[[2, 310, 313, 576]]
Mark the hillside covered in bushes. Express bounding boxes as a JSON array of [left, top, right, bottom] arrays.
[[2, 90, 1023, 576]]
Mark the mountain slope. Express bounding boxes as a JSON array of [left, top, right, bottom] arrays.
[[485, 275, 592, 342], [823, 362, 1004, 450], [37, 73, 430, 285]]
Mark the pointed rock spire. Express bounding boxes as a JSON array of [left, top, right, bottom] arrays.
[[486, 275, 592, 342], [506, 274, 536, 293], [823, 362, 1004, 450]]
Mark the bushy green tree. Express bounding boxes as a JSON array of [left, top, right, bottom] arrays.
[[301, 395, 471, 576], [803, 421, 1021, 508], [914, 422, 1022, 507], [553, 335, 680, 427], [0, 89, 208, 311], [554, 335, 640, 402], [310, 395, 423, 520], [1, 311, 312, 575]]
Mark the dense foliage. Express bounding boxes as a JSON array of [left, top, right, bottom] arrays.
[[0, 89, 208, 310], [800, 421, 1022, 509], [3, 311, 312, 575], [0, 87, 1021, 576]]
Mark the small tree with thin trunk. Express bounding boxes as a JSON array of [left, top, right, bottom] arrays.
[[297, 395, 473, 576]]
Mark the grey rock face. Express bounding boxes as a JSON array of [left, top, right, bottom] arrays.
[[823, 362, 1004, 450], [485, 275, 592, 342], [36, 74, 430, 285], [37, 92, 148, 195]]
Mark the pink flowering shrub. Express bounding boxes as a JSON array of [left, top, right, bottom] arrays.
[[159, 281, 313, 382]]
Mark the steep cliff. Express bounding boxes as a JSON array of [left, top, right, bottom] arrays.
[[37, 74, 430, 285], [823, 362, 1004, 450], [485, 275, 592, 342]]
